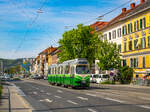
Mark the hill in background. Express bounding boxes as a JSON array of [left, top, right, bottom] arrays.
[[0, 58, 23, 70]]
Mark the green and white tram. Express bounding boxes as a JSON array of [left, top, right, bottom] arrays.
[[48, 58, 90, 88]]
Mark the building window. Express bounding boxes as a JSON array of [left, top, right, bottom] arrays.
[[130, 58, 133, 67], [95, 26, 99, 31], [104, 34, 107, 41], [134, 39, 138, 50], [134, 20, 139, 32], [143, 56, 145, 68], [122, 25, 127, 35], [109, 32, 111, 40], [141, 37, 146, 49], [117, 28, 121, 37], [112, 30, 116, 39], [140, 17, 146, 29], [129, 40, 132, 51], [134, 57, 138, 68], [123, 59, 126, 66], [148, 36, 150, 48], [124, 41, 126, 52], [128, 23, 133, 34]]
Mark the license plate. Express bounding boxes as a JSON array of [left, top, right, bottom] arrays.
[[82, 80, 86, 83]]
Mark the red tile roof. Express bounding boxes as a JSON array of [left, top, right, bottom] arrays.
[[90, 21, 108, 31]]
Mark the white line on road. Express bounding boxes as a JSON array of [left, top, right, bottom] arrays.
[[40, 90, 44, 93], [139, 105, 150, 109], [104, 97, 125, 103], [139, 97, 150, 101], [88, 108, 97, 112], [57, 90, 63, 93], [33, 92, 37, 95], [45, 99, 53, 103], [46, 93, 51, 95], [86, 93, 97, 97], [77, 96, 88, 101], [39, 100, 44, 102], [54, 95, 62, 98], [67, 100, 78, 105]]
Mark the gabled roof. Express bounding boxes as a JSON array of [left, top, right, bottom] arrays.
[[90, 21, 108, 31]]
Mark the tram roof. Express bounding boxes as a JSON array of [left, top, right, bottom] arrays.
[[62, 58, 88, 64]]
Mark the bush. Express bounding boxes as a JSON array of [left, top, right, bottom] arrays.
[[101, 80, 115, 84], [119, 66, 133, 84]]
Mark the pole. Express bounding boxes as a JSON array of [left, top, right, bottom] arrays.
[[8, 88, 11, 112]]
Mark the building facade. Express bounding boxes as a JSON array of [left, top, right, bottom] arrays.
[[122, 0, 150, 79]]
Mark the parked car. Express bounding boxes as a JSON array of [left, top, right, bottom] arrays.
[[95, 74, 109, 84], [33, 74, 44, 80], [90, 74, 98, 83]]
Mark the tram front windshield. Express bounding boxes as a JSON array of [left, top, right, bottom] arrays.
[[76, 65, 89, 74]]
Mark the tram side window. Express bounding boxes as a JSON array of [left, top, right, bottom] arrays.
[[65, 65, 69, 74], [71, 66, 73, 74], [55, 67, 57, 74], [52, 68, 54, 74], [61, 66, 63, 74]]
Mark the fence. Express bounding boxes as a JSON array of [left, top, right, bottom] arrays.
[[133, 78, 150, 86]]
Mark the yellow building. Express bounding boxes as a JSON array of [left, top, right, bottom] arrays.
[[122, 0, 150, 79]]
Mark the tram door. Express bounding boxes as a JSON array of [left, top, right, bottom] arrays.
[[70, 66, 75, 85]]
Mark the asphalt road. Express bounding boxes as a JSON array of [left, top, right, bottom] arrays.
[[13, 79, 150, 112]]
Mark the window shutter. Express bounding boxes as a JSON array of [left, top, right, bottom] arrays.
[[141, 38, 143, 49], [134, 21, 136, 31], [148, 36, 150, 47], [131, 23, 133, 33], [143, 17, 146, 28]]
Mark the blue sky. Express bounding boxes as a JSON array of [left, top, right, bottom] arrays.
[[0, 0, 139, 59]]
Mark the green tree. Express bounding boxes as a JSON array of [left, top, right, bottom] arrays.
[[97, 40, 121, 70], [58, 24, 100, 65], [118, 66, 133, 84]]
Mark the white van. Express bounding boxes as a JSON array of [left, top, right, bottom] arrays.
[[90, 74, 98, 83], [95, 74, 109, 84]]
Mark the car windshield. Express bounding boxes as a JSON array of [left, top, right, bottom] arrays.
[[76, 65, 89, 74], [102, 75, 109, 78]]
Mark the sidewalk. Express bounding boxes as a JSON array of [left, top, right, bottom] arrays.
[[0, 82, 32, 112]]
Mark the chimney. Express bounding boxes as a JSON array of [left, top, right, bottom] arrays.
[[130, 3, 135, 9], [140, 0, 145, 4], [122, 8, 127, 13]]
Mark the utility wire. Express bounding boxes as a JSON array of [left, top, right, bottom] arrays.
[[12, 0, 48, 57], [70, 0, 133, 27]]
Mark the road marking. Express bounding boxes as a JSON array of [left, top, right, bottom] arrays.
[[86, 93, 96, 97], [139, 97, 150, 101], [88, 108, 97, 112], [33, 92, 37, 95], [77, 96, 88, 101], [54, 95, 62, 98], [16, 86, 26, 96], [57, 90, 63, 93], [104, 98, 125, 103], [46, 93, 51, 95], [39, 100, 44, 102], [67, 100, 78, 105], [45, 99, 53, 103], [139, 105, 150, 109], [40, 90, 44, 93]]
